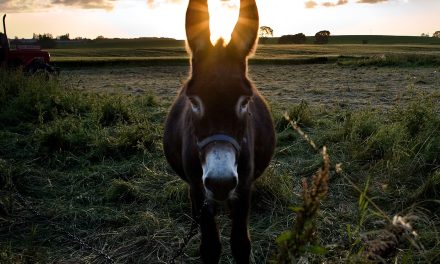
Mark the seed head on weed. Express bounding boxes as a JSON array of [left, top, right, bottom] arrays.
[[362, 214, 422, 261], [283, 112, 317, 151], [274, 114, 330, 263]]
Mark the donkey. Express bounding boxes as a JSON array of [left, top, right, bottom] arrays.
[[163, 0, 275, 263]]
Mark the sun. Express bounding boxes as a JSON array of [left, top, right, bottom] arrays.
[[208, 0, 240, 45]]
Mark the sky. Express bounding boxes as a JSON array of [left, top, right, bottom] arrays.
[[1, 0, 439, 40]]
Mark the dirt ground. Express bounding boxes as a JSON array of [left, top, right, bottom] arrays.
[[61, 64, 440, 110]]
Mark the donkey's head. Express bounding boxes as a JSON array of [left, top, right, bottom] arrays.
[[185, 0, 259, 201]]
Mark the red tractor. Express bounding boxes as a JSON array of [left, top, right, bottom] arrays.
[[1, 14, 58, 74]]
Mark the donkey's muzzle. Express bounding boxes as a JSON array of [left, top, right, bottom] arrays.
[[204, 175, 237, 201], [201, 143, 238, 201]]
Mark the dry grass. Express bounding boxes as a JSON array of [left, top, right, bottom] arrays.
[[1, 68, 439, 263]]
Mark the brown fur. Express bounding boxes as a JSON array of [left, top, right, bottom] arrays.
[[163, 1, 275, 263]]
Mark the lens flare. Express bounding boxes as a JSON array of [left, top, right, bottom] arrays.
[[208, 0, 239, 45]]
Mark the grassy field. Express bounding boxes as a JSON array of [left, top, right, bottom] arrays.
[[58, 64, 440, 109], [55, 35, 440, 49], [1, 41, 440, 263], [50, 44, 440, 67], [262, 35, 440, 45], [49, 36, 440, 68]]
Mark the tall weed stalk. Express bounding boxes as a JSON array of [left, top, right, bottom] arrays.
[[274, 114, 330, 263]]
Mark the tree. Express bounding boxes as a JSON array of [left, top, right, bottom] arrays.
[[58, 33, 70, 41], [432, 31, 440, 38], [259, 26, 273, 44], [278, 33, 306, 44], [314, 30, 330, 44], [33, 33, 57, 48], [259, 26, 274, 38], [421, 33, 430, 37]]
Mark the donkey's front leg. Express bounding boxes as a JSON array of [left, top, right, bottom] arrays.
[[190, 187, 221, 263], [229, 189, 251, 264]]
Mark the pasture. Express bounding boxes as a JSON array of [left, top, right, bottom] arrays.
[[1, 42, 440, 263], [50, 42, 440, 67]]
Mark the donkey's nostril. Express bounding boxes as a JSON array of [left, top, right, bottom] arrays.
[[204, 177, 212, 189], [205, 176, 237, 191], [204, 175, 238, 200]]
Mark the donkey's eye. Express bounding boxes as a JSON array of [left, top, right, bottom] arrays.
[[189, 97, 202, 114], [237, 96, 251, 116], [241, 97, 250, 109]]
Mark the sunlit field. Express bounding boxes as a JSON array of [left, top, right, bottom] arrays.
[[49, 37, 440, 67], [1, 39, 440, 263]]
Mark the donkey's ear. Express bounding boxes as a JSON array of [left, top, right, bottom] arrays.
[[229, 0, 259, 58], [186, 0, 212, 54]]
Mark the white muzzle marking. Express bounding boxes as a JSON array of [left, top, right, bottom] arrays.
[[202, 145, 238, 201]]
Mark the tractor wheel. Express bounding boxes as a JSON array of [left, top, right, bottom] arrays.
[[25, 59, 59, 79], [25, 59, 46, 75]]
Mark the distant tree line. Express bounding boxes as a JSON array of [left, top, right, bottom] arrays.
[[29, 33, 94, 48], [32, 33, 57, 48], [277, 30, 331, 44], [58, 33, 70, 41], [259, 27, 440, 45], [314, 30, 330, 44], [278, 33, 306, 44], [420, 31, 440, 38], [258, 26, 332, 45]]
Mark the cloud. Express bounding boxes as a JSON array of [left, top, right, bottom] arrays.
[[356, 0, 388, 3], [146, 0, 182, 9], [322, 0, 349, 7], [51, 0, 117, 10], [305, 0, 391, 8], [219, 0, 239, 10], [305, 0, 318, 9], [0, 0, 48, 12], [0, 0, 117, 12], [145, 0, 238, 9]]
